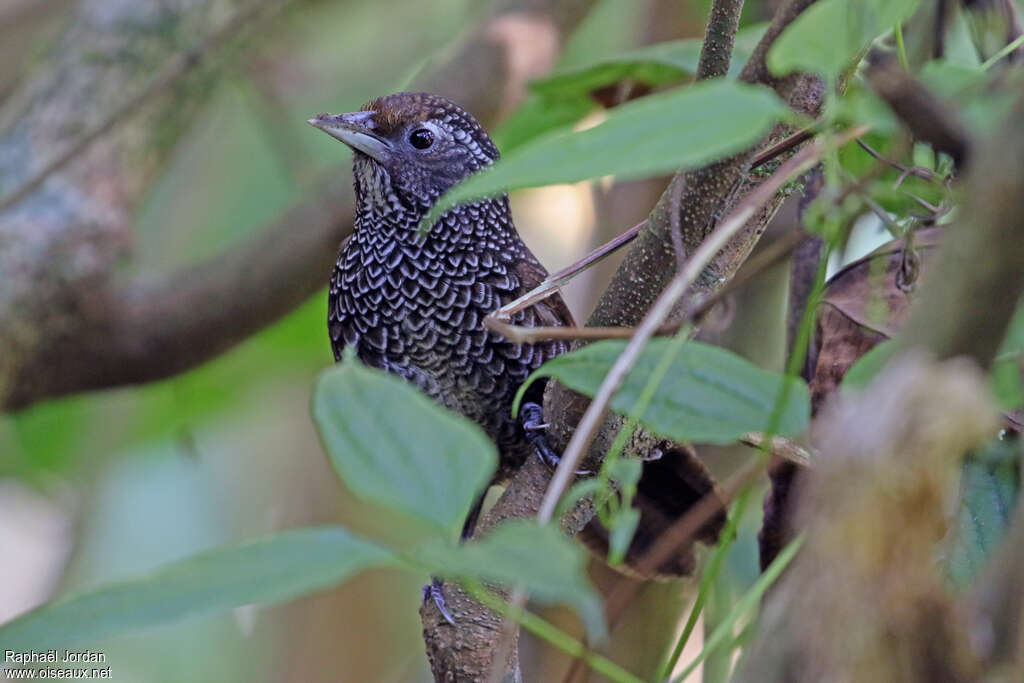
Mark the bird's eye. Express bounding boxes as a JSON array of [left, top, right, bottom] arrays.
[[408, 127, 434, 150]]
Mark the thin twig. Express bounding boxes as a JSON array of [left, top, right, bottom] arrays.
[[866, 53, 971, 167], [563, 431, 812, 682], [740, 432, 814, 467], [491, 220, 646, 322], [0, 0, 287, 214], [485, 230, 807, 343], [535, 126, 870, 525], [749, 127, 816, 170], [485, 320, 671, 342], [855, 138, 942, 183]]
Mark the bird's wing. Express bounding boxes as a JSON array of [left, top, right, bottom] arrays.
[[513, 255, 575, 329]]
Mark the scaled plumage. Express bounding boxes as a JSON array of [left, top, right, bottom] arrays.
[[319, 92, 573, 480]]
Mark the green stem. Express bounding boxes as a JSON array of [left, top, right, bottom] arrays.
[[669, 535, 804, 683], [655, 487, 754, 680], [702, 550, 735, 683], [981, 33, 1024, 70], [462, 581, 647, 683], [894, 23, 909, 70]]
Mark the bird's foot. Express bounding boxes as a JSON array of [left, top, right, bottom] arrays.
[[520, 402, 592, 474], [422, 577, 455, 626]]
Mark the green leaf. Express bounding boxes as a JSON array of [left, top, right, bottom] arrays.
[[531, 24, 769, 99], [313, 357, 498, 541], [417, 521, 607, 640], [990, 359, 1023, 411], [840, 339, 898, 392], [0, 527, 397, 650], [832, 83, 898, 133], [555, 477, 610, 519], [606, 507, 641, 567], [493, 94, 594, 152], [768, 0, 923, 79], [992, 300, 1024, 409], [997, 295, 1024, 362], [946, 437, 1021, 586], [518, 339, 810, 444], [423, 80, 786, 230], [606, 456, 643, 491]]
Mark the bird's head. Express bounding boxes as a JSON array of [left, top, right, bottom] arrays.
[[308, 92, 499, 211]]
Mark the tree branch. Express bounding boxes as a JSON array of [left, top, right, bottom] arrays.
[[696, 0, 745, 80], [866, 52, 972, 168], [0, 0, 596, 412], [0, 0, 287, 215]]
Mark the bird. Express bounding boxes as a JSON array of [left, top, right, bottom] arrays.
[[308, 92, 725, 607], [308, 91, 570, 483], [308, 92, 572, 619]]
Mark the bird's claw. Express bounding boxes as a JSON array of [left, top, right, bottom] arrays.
[[520, 401, 549, 431], [520, 402, 592, 474], [422, 578, 455, 626]]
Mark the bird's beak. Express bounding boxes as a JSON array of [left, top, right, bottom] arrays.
[[307, 111, 391, 161]]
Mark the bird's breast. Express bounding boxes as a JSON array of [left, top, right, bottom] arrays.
[[330, 230, 528, 404]]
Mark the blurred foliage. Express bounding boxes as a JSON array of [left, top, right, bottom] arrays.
[[4, 0, 1024, 681], [946, 434, 1022, 587], [768, 0, 923, 79]]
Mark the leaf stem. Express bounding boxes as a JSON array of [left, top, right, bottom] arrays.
[[981, 33, 1024, 70], [463, 582, 647, 683], [669, 535, 804, 683], [655, 487, 753, 680], [894, 23, 909, 71]]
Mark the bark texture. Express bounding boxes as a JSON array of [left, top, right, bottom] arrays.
[[0, 0, 596, 412]]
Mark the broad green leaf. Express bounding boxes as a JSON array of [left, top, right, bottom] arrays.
[[423, 80, 786, 229], [0, 527, 396, 650], [946, 436, 1021, 586], [518, 339, 810, 444], [531, 24, 769, 99], [768, 0, 922, 78], [417, 521, 607, 640], [313, 356, 497, 541]]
